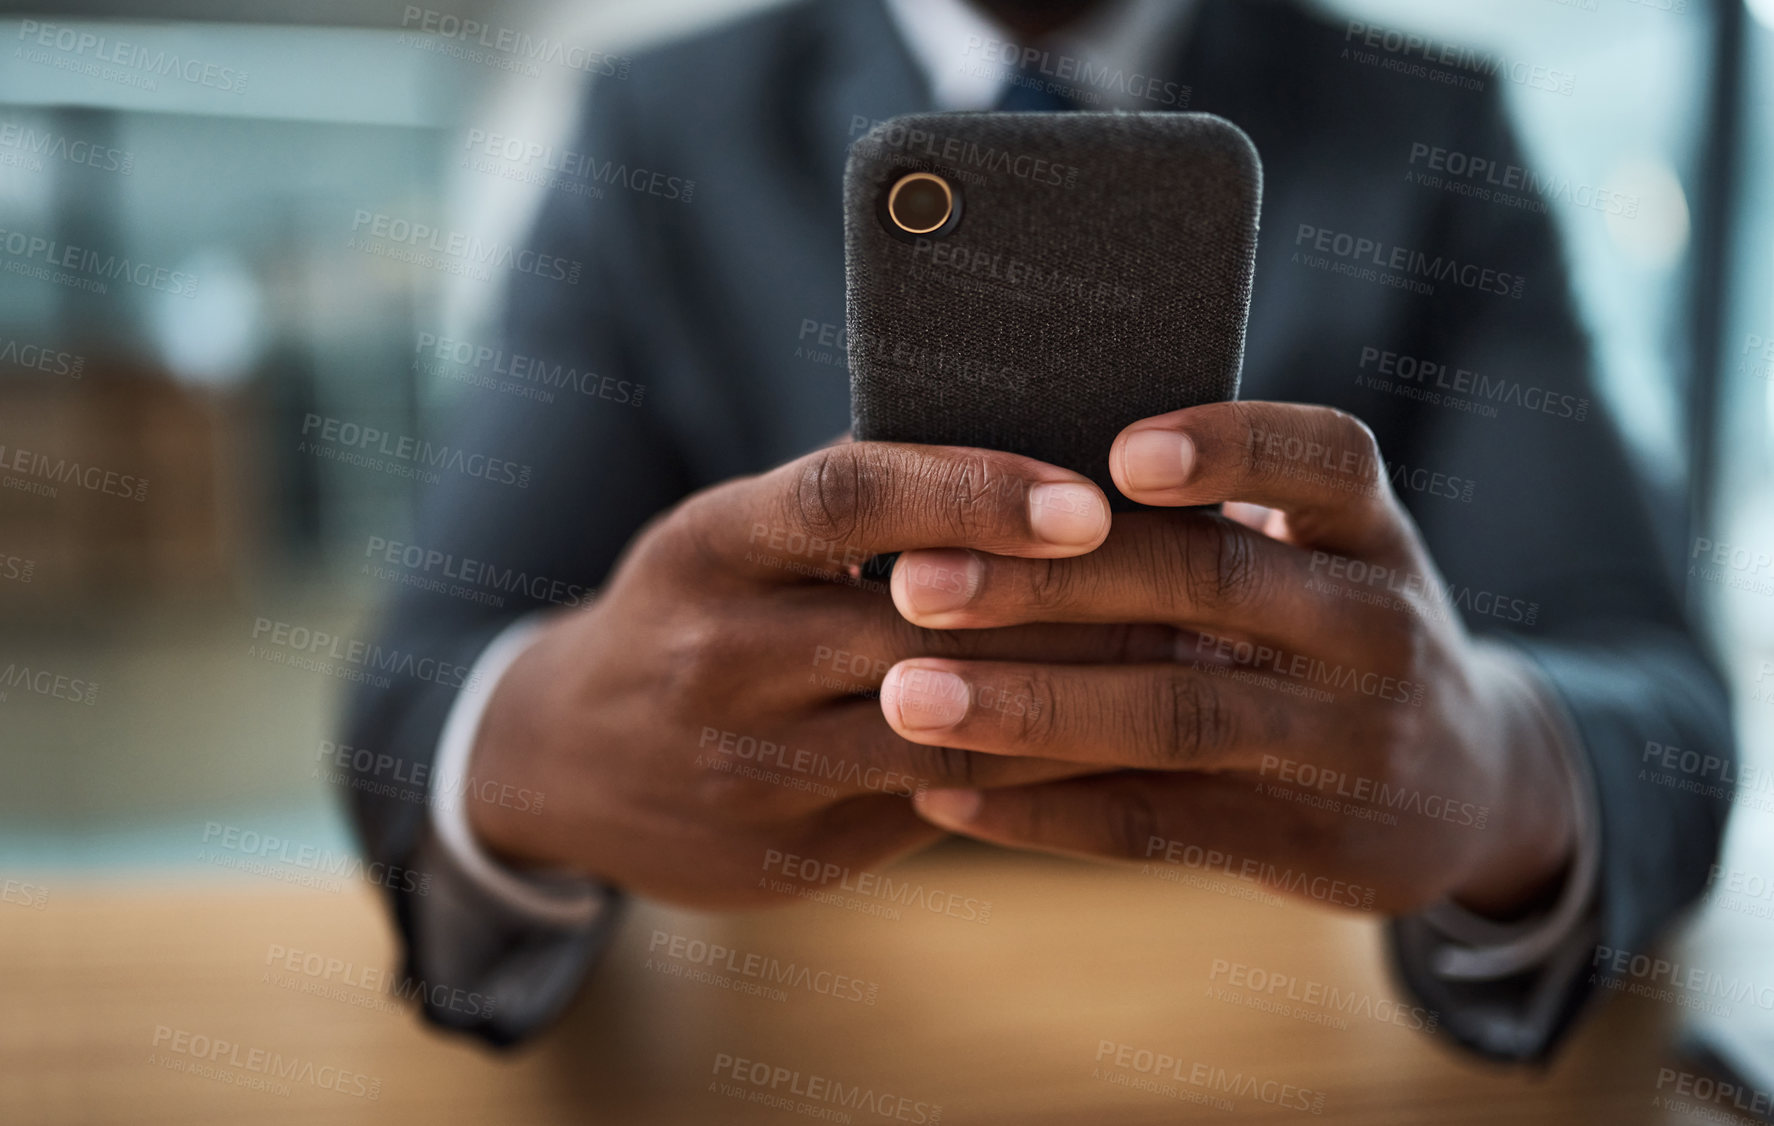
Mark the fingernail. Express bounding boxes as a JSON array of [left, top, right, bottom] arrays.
[[899, 550, 981, 615], [884, 666, 970, 731], [1028, 482, 1108, 546], [915, 788, 981, 827], [1120, 429, 1195, 491]]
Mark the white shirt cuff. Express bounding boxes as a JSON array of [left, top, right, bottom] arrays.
[[1417, 643, 1602, 982], [429, 614, 609, 930]]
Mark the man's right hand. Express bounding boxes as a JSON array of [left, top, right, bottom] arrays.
[[466, 441, 1166, 910]]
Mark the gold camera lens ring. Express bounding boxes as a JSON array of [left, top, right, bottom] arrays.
[[885, 172, 954, 234]]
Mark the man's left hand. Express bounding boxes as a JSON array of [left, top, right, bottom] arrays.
[[882, 401, 1576, 918]]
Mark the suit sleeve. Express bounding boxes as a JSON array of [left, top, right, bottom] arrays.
[[1379, 84, 1735, 1063], [336, 76, 693, 1046]]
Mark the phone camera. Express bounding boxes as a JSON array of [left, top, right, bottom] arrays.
[[879, 171, 961, 241], [887, 173, 953, 233]]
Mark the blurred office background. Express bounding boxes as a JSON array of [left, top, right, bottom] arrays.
[[0, 0, 1771, 1107]]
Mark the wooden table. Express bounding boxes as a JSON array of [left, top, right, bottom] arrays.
[[2, 842, 1701, 1124]]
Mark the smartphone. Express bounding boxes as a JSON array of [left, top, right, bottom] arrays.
[[845, 111, 1262, 509]]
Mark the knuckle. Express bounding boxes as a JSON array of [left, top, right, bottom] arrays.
[[1330, 409, 1386, 491], [658, 616, 744, 706], [938, 451, 1008, 541], [1108, 787, 1162, 860], [1177, 519, 1262, 612], [1331, 409, 1383, 461], [1023, 556, 1077, 612], [997, 668, 1057, 748], [1014, 786, 1073, 846], [1230, 402, 1276, 481], [1403, 611, 1438, 673], [1380, 607, 1433, 673], [690, 752, 771, 812], [791, 446, 867, 543], [1150, 671, 1230, 768], [642, 488, 724, 578]]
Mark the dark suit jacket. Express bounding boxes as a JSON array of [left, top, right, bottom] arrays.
[[342, 0, 1734, 1061]]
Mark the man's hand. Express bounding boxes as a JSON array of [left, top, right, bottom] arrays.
[[887, 402, 1578, 918], [467, 441, 1175, 910]]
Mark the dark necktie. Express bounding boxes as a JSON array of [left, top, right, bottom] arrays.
[[993, 57, 1085, 112]]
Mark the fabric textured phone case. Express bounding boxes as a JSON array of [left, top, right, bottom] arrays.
[[846, 112, 1262, 508]]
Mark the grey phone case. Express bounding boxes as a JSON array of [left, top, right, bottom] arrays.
[[845, 111, 1262, 508]]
